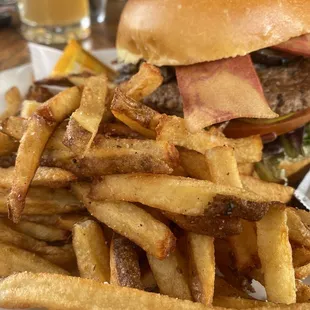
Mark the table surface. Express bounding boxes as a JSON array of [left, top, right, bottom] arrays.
[[0, 1, 124, 71]]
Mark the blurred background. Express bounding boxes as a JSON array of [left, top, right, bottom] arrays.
[[0, 0, 127, 70]]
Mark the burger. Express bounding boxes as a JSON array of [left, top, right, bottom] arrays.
[[115, 0, 310, 185]]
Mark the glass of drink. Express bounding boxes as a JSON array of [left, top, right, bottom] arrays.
[[18, 0, 91, 44]]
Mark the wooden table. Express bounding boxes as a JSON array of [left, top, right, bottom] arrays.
[[0, 1, 125, 71]]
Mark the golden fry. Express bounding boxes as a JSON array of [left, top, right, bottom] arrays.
[[8, 86, 82, 222], [110, 233, 143, 289], [0, 116, 27, 140], [73, 220, 110, 282], [0, 132, 18, 156], [20, 100, 40, 118], [0, 86, 22, 121]]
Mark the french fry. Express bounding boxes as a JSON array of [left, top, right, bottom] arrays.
[[20, 100, 40, 118], [205, 146, 243, 188], [141, 267, 157, 292], [293, 247, 310, 267], [241, 175, 294, 203], [0, 272, 213, 310], [72, 183, 176, 259], [214, 276, 251, 299], [0, 166, 77, 188], [119, 62, 163, 101], [0, 132, 18, 156], [63, 75, 108, 155], [187, 233, 215, 304], [99, 122, 143, 139], [0, 86, 22, 121], [0, 187, 83, 215], [295, 209, 310, 228], [0, 242, 68, 276], [0, 218, 72, 259], [91, 174, 276, 220], [163, 212, 242, 238], [1, 116, 27, 140], [228, 220, 259, 272], [256, 206, 296, 304], [287, 208, 310, 248], [110, 233, 143, 289], [21, 213, 91, 231], [111, 88, 161, 138], [4, 219, 70, 242], [295, 262, 310, 279], [156, 115, 263, 164], [8, 86, 82, 222], [296, 280, 310, 303], [238, 163, 254, 176], [213, 296, 276, 308], [73, 220, 110, 283], [147, 248, 192, 300]]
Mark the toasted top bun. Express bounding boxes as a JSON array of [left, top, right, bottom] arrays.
[[117, 0, 310, 66]]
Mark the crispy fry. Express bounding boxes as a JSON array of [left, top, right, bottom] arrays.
[[296, 280, 310, 303], [63, 75, 108, 155], [293, 247, 310, 267], [0, 166, 76, 188], [8, 86, 82, 222], [205, 146, 242, 187], [228, 220, 259, 271], [20, 100, 40, 118], [25, 85, 54, 103], [241, 175, 294, 203], [188, 233, 215, 304], [119, 62, 163, 101], [91, 174, 276, 220], [4, 219, 70, 242], [213, 296, 276, 308], [238, 163, 254, 176], [163, 212, 242, 237], [1, 116, 27, 140], [72, 183, 176, 259], [0, 272, 213, 310], [156, 115, 263, 164], [287, 208, 310, 248], [214, 276, 250, 299], [73, 220, 110, 282], [295, 209, 310, 228], [256, 206, 296, 304], [147, 248, 192, 300], [110, 233, 143, 289], [99, 122, 142, 139], [295, 262, 310, 279], [111, 88, 161, 138], [0, 187, 83, 215], [0, 87, 22, 121], [0, 132, 18, 156], [0, 242, 68, 276]]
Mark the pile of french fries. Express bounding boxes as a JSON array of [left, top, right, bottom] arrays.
[[1, 60, 310, 309]]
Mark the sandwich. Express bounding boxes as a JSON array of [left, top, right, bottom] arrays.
[[115, 0, 310, 184]]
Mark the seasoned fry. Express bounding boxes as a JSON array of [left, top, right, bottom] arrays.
[[0, 86, 22, 120], [0, 132, 18, 156], [163, 212, 242, 237], [0, 187, 83, 215], [1, 116, 27, 140], [188, 233, 215, 304], [63, 75, 108, 155], [119, 62, 163, 101], [287, 208, 310, 248], [0, 272, 212, 310], [0, 242, 68, 276], [111, 88, 161, 138], [73, 220, 110, 282], [241, 175, 294, 203], [147, 248, 192, 300], [256, 206, 296, 304], [228, 220, 258, 271], [156, 115, 263, 164], [205, 146, 242, 188], [91, 174, 276, 220], [20, 100, 40, 118], [0, 166, 76, 188], [213, 296, 276, 308], [110, 233, 143, 289], [8, 86, 82, 222], [72, 183, 176, 259], [4, 219, 70, 242]]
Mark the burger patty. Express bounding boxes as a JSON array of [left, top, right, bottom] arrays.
[[257, 59, 310, 116], [119, 58, 310, 117]]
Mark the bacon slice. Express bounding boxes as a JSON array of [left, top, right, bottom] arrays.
[[273, 34, 310, 57], [176, 55, 278, 132]]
